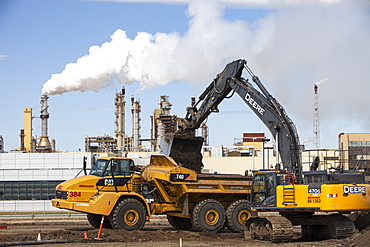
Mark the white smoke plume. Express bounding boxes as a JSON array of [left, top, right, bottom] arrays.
[[302, 137, 314, 144], [42, 0, 370, 147], [315, 78, 330, 86], [42, 1, 253, 95], [42, 1, 369, 97]]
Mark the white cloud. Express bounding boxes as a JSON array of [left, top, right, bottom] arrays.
[[0, 55, 10, 60], [90, 0, 344, 8]]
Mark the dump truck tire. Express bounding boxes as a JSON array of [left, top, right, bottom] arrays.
[[167, 215, 193, 230], [110, 198, 146, 230], [87, 213, 112, 229], [191, 199, 225, 232], [226, 200, 255, 233]]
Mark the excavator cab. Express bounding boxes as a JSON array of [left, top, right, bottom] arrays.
[[251, 171, 285, 207]]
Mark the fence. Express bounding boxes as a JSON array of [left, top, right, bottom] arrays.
[[0, 200, 86, 220]]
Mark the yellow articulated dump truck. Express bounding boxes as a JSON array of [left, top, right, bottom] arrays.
[[52, 155, 254, 232]]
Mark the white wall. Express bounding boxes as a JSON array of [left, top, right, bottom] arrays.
[[202, 156, 277, 175], [0, 153, 95, 212], [202, 149, 335, 175], [0, 152, 94, 181]]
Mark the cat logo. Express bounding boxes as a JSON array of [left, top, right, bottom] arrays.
[[105, 178, 114, 186]]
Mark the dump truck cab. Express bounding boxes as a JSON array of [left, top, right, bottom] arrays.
[[90, 157, 134, 177], [54, 157, 142, 202], [88, 157, 140, 190], [52, 157, 150, 230]]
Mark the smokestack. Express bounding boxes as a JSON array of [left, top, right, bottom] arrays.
[[191, 97, 196, 106], [156, 120, 165, 151], [23, 108, 33, 152], [51, 139, 56, 152], [131, 96, 141, 152], [20, 129, 25, 151], [38, 95, 52, 152], [115, 86, 126, 151]]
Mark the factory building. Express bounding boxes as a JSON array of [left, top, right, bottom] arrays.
[[0, 152, 94, 211], [84, 136, 117, 153], [84, 88, 143, 153], [229, 133, 271, 157], [338, 133, 370, 170], [0, 151, 153, 212], [85, 94, 206, 153], [19, 96, 55, 153]]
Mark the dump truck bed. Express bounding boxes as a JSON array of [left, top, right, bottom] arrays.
[[142, 155, 252, 215], [160, 133, 204, 173], [197, 173, 252, 181]]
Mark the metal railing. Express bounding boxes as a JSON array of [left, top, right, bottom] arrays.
[[0, 200, 85, 220]]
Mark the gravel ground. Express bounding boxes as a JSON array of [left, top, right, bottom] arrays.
[[0, 217, 369, 247]]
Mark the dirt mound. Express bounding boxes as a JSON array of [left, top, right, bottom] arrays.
[[348, 212, 370, 230], [341, 225, 370, 247]]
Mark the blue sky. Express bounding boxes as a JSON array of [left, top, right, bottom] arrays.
[[1, 0, 369, 152]]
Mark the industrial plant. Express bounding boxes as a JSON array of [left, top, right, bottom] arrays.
[[83, 88, 192, 153], [0, 83, 369, 213]]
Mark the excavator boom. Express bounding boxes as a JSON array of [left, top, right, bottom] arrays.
[[162, 59, 301, 180]]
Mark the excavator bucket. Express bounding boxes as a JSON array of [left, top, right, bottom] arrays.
[[160, 133, 204, 173]]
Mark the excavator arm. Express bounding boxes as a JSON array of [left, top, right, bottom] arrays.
[[162, 59, 302, 181], [177, 59, 245, 132]]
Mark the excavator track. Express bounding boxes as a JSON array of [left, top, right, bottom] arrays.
[[245, 216, 293, 242], [324, 214, 356, 238], [298, 214, 355, 239]]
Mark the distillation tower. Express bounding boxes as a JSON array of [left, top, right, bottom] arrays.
[[37, 95, 53, 152], [151, 96, 177, 151], [115, 87, 126, 151], [131, 96, 141, 152]]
